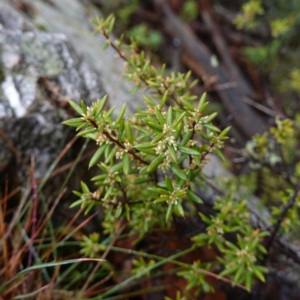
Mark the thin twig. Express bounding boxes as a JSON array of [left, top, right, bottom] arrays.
[[101, 31, 182, 107], [266, 180, 300, 252], [88, 118, 149, 165]]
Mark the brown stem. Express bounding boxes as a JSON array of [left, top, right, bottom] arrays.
[[88, 118, 149, 166], [102, 130, 149, 165], [103, 32, 183, 108]]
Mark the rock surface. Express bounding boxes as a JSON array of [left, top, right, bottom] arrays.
[[0, 0, 147, 180], [0, 1, 106, 178]]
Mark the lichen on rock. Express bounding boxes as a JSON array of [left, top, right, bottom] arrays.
[[0, 2, 105, 179]]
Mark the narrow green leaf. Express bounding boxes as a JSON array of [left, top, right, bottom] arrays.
[[194, 155, 201, 166], [91, 174, 108, 182], [69, 100, 83, 115], [177, 154, 188, 164], [187, 190, 203, 204], [109, 161, 123, 174], [245, 271, 253, 292], [215, 148, 226, 161], [148, 187, 170, 195], [252, 267, 266, 283], [181, 99, 194, 111], [134, 177, 151, 184], [138, 148, 156, 155], [86, 133, 97, 141], [199, 213, 211, 224], [178, 146, 200, 156], [104, 144, 111, 159], [118, 119, 125, 139], [81, 181, 90, 193], [233, 265, 244, 283], [168, 145, 177, 163], [167, 106, 173, 126], [102, 41, 110, 51], [104, 185, 114, 200], [203, 123, 220, 132], [219, 264, 240, 277], [219, 126, 231, 139], [98, 95, 108, 112], [77, 128, 97, 137], [175, 203, 185, 217], [133, 124, 151, 134], [185, 70, 192, 81], [69, 199, 83, 208], [166, 204, 174, 222], [171, 112, 186, 128], [76, 122, 90, 131], [151, 132, 165, 144], [125, 120, 133, 144], [105, 146, 116, 164], [165, 176, 174, 192], [123, 152, 130, 175], [146, 122, 163, 132], [205, 112, 218, 123], [62, 118, 84, 128], [154, 197, 169, 204], [147, 154, 165, 173], [171, 164, 188, 180], [89, 144, 107, 168], [134, 142, 154, 149], [139, 166, 148, 175], [80, 99, 87, 114], [198, 92, 207, 111], [159, 91, 168, 108], [125, 203, 130, 221], [108, 15, 115, 33], [73, 190, 82, 197], [98, 163, 109, 173], [155, 107, 166, 125], [174, 121, 183, 140], [115, 205, 123, 218], [143, 95, 156, 106], [116, 104, 126, 124], [180, 131, 193, 146], [104, 106, 116, 118]]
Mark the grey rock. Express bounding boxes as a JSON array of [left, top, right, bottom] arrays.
[[0, 2, 105, 179]]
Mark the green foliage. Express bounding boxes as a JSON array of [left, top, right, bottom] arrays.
[[244, 114, 300, 237], [290, 68, 300, 93], [177, 261, 214, 295], [234, 0, 264, 30], [165, 291, 186, 300], [242, 40, 280, 73], [64, 14, 270, 296], [80, 233, 106, 258], [192, 184, 268, 291], [271, 189, 300, 232], [128, 24, 162, 50], [101, 0, 162, 51], [236, 0, 300, 114], [182, 0, 198, 22], [132, 257, 156, 277], [101, 0, 139, 26]]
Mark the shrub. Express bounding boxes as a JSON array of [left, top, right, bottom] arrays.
[[63, 14, 271, 296]]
